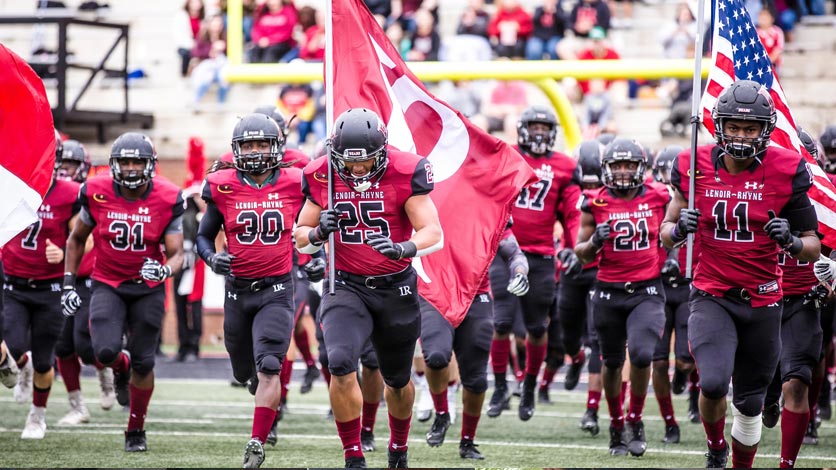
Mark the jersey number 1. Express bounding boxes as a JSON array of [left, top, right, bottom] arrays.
[[712, 200, 753, 242]]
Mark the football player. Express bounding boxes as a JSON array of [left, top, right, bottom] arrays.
[[63, 132, 185, 452], [661, 80, 820, 468], [575, 138, 669, 458], [295, 108, 442, 468]]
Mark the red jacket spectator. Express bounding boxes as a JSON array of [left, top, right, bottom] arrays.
[[251, 1, 298, 48], [488, 0, 533, 58], [300, 24, 325, 61], [576, 28, 620, 95]]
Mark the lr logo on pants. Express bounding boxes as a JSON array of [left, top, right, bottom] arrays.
[[273, 283, 285, 292], [398, 285, 412, 296]]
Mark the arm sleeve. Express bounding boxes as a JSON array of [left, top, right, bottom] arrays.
[[172, 191, 187, 220], [498, 234, 529, 276], [579, 194, 593, 214], [301, 173, 323, 206], [670, 152, 685, 196], [196, 201, 224, 264], [411, 158, 434, 196], [79, 206, 95, 227], [164, 215, 184, 235]]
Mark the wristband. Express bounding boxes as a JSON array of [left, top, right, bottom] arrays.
[[63, 272, 76, 289], [670, 224, 686, 244], [399, 241, 417, 259], [308, 227, 325, 246], [784, 236, 803, 256]]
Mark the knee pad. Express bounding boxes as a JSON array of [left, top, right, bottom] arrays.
[[360, 354, 379, 370], [33, 357, 53, 374], [326, 349, 358, 377], [526, 325, 547, 340], [603, 356, 625, 370], [494, 321, 513, 336], [628, 347, 653, 369], [54, 342, 73, 359], [96, 347, 119, 367], [731, 404, 762, 446], [699, 374, 730, 401], [257, 354, 281, 376], [424, 350, 451, 371], [461, 373, 488, 395], [382, 370, 410, 390], [78, 348, 97, 366]]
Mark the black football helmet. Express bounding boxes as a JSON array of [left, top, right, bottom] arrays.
[[517, 105, 558, 155], [601, 137, 647, 190], [231, 113, 285, 175], [574, 140, 604, 189], [330, 108, 388, 193], [712, 80, 776, 160], [819, 125, 836, 173], [54, 129, 64, 166], [596, 133, 616, 147], [253, 105, 289, 137], [796, 126, 818, 160], [109, 132, 157, 189], [56, 139, 91, 183], [653, 145, 683, 184]]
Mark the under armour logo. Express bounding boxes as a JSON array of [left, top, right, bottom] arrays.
[[39, 204, 51, 212], [479, 294, 489, 303], [3, 284, 12, 291], [646, 286, 658, 296], [637, 203, 649, 211], [228, 292, 237, 300], [398, 285, 412, 296], [273, 283, 285, 292], [138, 207, 149, 215], [744, 182, 760, 190], [268, 193, 279, 200], [599, 291, 610, 300]]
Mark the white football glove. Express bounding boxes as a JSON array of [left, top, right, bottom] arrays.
[[140, 257, 172, 282], [814, 254, 836, 288], [507, 272, 529, 296]]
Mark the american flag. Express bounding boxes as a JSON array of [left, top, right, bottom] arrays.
[[700, 0, 836, 246]]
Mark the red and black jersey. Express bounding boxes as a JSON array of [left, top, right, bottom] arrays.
[[4, 180, 80, 279], [286, 148, 311, 170], [77, 247, 96, 278], [779, 253, 817, 296], [511, 147, 581, 256], [202, 167, 305, 278], [676, 233, 700, 278], [672, 144, 815, 307], [302, 147, 433, 276], [582, 182, 670, 283], [82, 175, 185, 289]]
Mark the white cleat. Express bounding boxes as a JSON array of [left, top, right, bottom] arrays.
[[21, 405, 47, 439], [97, 368, 116, 410], [13, 353, 33, 404], [448, 383, 459, 425], [0, 350, 20, 389], [415, 374, 433, 422], [57, 391, 91, 425]]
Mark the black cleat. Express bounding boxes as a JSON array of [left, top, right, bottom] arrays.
[[387, 448, 408, 468], [762, 402, 780, 429], [819, 379, 831, 420], [247, 376, 259, 396], [671, 368, 688, 395], [662, 423, 680, 444], [688, 388, 701, 424], [344, 456, 367, 468], [114, 367, 131, 408], [242, 438, 265, 468], [486, 381, 510, 418], [608, 425, 628, 456], [537, 386, 552, 404], [426, 412, 450, 447], [360, 430, 376, 452], [124, 429, 147, 452], [803, 418, 818, 445], [518, 375, 536, 421], [580, 408, 600, 436], [266, 415, 279, 446], [458, 438, 484, 460], [626, 420, 647, 457], [300, 365, 319, 394], [704, 443, 729, 468], [564, 356, 586, 391]]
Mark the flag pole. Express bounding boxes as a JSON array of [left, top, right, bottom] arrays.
[[686, 0, 707, 279], [325, 0, 336, 295]]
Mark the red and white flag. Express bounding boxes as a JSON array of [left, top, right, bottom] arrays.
[[0, 44, 56, 247], [326, 0, 538, 325], [701, 0, 836, 247]]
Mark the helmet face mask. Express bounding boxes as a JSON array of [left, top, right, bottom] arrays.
[[56, 140, 91, 183], [819, 125, 836, 173], [712, 80, 776, 160], [109, 133, 157, 189], [232, 113, 285, 175], [601, 138, 646, 190], [652, 145, 683, 185], [517, 106, 558, 156], [575, 140, 604, 190], [330, 108, 389, 193]]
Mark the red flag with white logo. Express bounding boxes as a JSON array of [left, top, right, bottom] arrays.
[[326, 0, 538, 326], [0, 44, 56, 247]]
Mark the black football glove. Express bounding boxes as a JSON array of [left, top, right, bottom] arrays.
[[140, 258, 172, 282], [302, 257, 326, 282], [765, 210, 802, 255], [660, 258, 681, 282], [365, 233, 417, 260], [672, 208, 700, 243], [209, 251, 234, 275], [557, 248, 582, 277], [590, 220, 612, 248], [309, 209, 342, 245]]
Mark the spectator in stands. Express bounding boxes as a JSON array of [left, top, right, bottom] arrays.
[[581, 78, 615, 139], [191, 15, 229, 105], [658, 2, 697, 59], [483, 79, 529, 135], [365, 0, 393, 26], [758, 5, 785, 72], [609, 0, 634, 25], [298, 6, 325, 62], [392, 0, 439, 33], [241, 0, 258, 43], [176, 0, 205, 77], [525, 0, 567, 60], [406, 9, 440, 61], [576, 27, 620, 96], [249, 0, 298, 63], [775, 0, 802, 43], [569, 0, 611, 38], [798, 0, 826, 16], [457, 0, 491, 38], [277, 82, 316, 145], [386, 21, 412, 59], [488, 0, 534, 59]]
